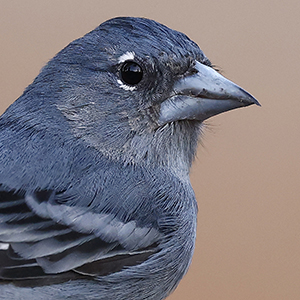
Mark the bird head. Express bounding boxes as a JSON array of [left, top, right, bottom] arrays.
[[20, 17, 259, 171]]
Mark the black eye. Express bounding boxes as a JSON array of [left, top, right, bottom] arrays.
[[120, 61, 143, 85]]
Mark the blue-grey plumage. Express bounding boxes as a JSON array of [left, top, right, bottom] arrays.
[[0, 17, 258, 299]]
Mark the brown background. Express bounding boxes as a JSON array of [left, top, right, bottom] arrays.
[[0, 1, 299, 299]]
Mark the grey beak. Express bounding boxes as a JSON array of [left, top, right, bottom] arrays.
[[158, 61, 260, 125]]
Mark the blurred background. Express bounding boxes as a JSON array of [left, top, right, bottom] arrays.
[[0, 0, 299, 299]]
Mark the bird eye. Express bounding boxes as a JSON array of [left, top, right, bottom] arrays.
[[120, 61, 143, 85]]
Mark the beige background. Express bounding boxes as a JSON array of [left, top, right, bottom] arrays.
[[0, 1, 299, 299]]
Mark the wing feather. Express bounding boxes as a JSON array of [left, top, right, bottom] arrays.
[[0, 186, 162, 284]]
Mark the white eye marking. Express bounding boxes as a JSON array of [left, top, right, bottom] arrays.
[[118, 51, 135, 63], [117, 79, 136, 91]]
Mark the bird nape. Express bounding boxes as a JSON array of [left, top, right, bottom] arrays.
[[0, 17, 259, 300]]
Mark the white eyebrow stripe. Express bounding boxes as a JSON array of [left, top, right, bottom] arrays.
[[118, 51, 135, 63], [117, 79, 136, 91]]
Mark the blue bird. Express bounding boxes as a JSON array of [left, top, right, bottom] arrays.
[[0, 17, 259, 299]]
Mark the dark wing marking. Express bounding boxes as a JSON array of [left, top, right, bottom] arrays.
[[0, 187, 161, 286]]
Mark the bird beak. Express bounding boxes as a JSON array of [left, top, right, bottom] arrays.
[[158, 61, 260, 125]]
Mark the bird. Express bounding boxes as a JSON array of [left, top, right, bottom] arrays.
[[0, 17, 259, 300]]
